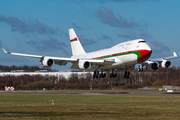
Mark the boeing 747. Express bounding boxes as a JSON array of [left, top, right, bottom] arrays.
[[2, 28, 178, 79]]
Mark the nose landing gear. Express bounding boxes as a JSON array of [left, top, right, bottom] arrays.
[[138, 62, 143, 72]]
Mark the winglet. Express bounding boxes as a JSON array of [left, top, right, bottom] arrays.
[[2, 48, 11, 54], [2, 48, 7, 53], [173, 52, 178, 58]]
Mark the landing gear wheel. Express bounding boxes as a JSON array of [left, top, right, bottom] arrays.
[[110, 70, 117, 78], [124, 71, 130, 79], [138, 68, 143, 72], [103, 73, 106, 78], [93, 70, 107, 79], [93, 71, 99, 79]]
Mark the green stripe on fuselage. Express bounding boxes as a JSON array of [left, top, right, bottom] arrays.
[[97, 52, 141, 61]]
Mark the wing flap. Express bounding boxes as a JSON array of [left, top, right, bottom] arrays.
[[55, 60, 68, 66]]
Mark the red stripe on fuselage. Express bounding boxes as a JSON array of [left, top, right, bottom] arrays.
[[92, 49, 152, 62]]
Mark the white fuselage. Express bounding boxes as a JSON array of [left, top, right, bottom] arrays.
[[72, 39, 152, 70]]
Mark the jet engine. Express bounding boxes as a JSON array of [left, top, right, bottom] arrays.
[[78, 60, 91, 70], [147, 61, 159, 71], [161, 60, 172, 69], [42, 57, 54, 67]]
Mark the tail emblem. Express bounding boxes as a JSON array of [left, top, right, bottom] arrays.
[[70, 37, 78, 42]]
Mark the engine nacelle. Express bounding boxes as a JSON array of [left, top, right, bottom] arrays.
[[147, 61, 159, 71], [78, 60, 91, 70], [42, 57, 54, 67], [161, 60, 172, 69]]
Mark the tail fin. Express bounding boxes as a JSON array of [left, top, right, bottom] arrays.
[[69, 28, 86, 56]]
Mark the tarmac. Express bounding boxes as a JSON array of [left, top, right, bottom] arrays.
[[1, 90, 180, 97]]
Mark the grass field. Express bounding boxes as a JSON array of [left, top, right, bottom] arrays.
[[0, 92, 180, 120]]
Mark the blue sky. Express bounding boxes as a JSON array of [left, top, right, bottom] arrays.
[[0, 0, 179, 70]]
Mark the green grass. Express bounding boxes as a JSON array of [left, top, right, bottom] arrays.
[[0, 93, 180, 119]]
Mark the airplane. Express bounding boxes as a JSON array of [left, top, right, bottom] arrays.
[[2, 28, 178, 79]]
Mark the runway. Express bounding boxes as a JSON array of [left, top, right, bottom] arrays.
[[1, 90, 180, 97]]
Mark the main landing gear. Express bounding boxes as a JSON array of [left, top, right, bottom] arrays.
[[93, 70, 117, 79], [124, 70, 130, 79], [110, 70, 117, 78], [93, 69, 132, 79], [93, 71, 106, 79]]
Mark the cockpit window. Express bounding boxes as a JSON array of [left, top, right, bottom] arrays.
[[138, 41, 146, 43]]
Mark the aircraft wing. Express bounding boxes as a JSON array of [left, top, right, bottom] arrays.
[[2, 48, 115, 67], [2, 48, 77, 61], [145, 52, 178, 62]]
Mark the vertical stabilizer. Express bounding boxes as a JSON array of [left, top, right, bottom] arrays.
[[69, 28, 86, 56]]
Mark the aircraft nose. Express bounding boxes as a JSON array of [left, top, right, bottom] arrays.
[[139, 49, 152, 62], [147, 45, 152, 51]]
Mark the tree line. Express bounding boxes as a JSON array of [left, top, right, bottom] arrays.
[[0, 65, 180, 90], [0, 65, 53, 71]]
